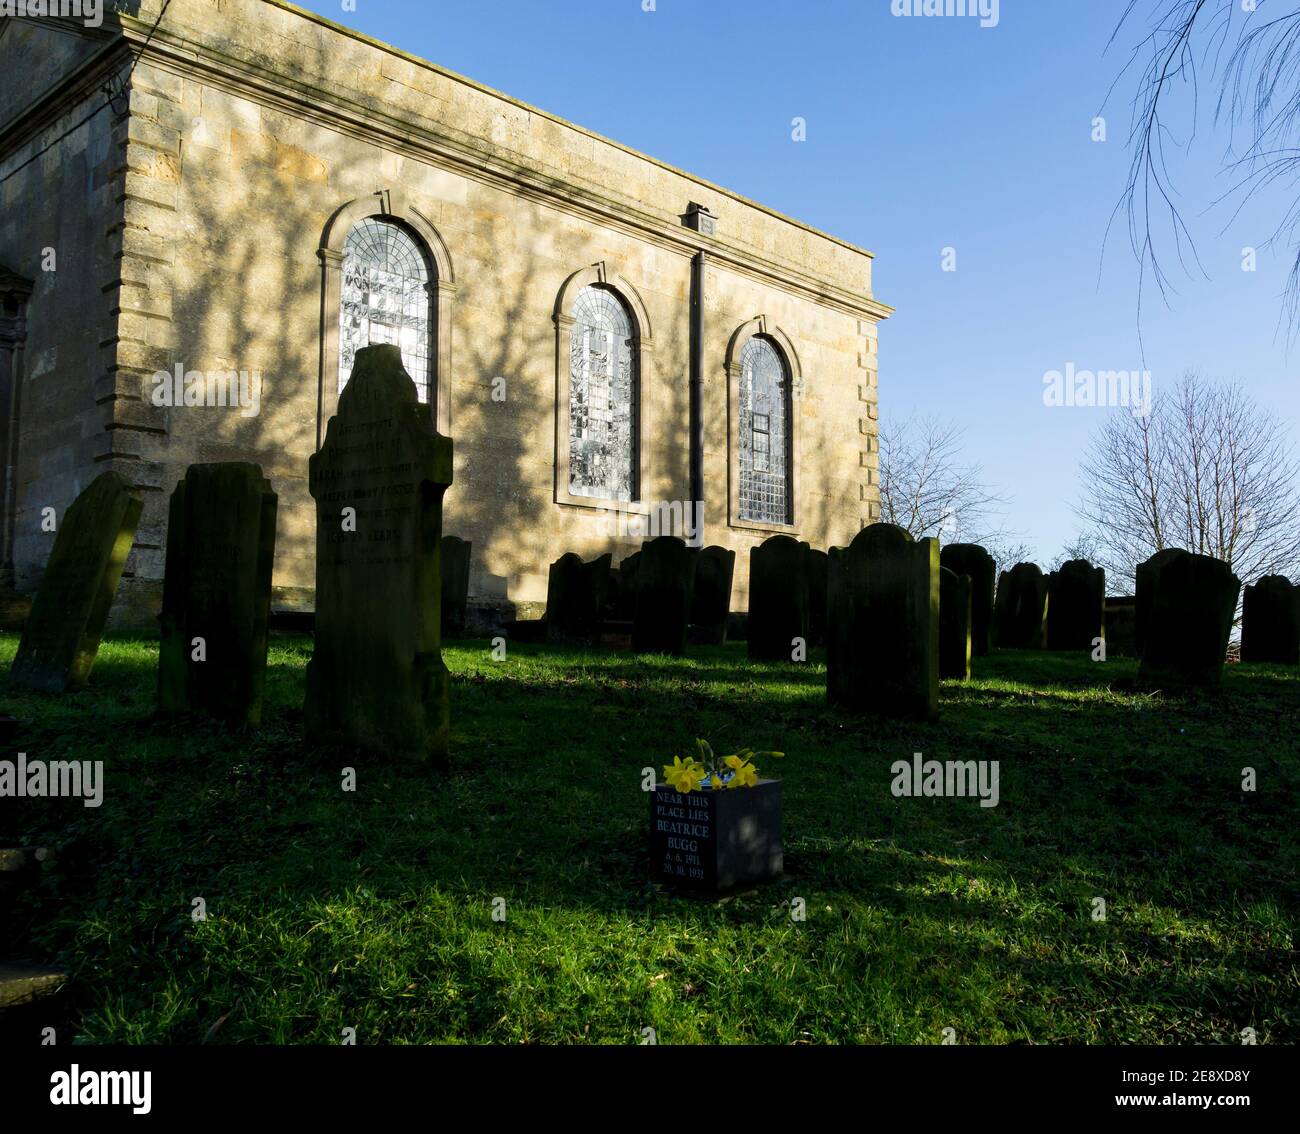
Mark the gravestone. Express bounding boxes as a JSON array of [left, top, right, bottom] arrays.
[[650, 780, 782, 892], [10, 471, 142, 693], [993, 562, 1048, 649], [440, 536, 471, 638], [632, 536, 696, 655], [305, 345, 454, 765], [1103, 597, 1138, 657], [940, 543, 996, 656], [1136, 548, 1185, 656], [827, 523, 939, 720], [615, 551, 641, 620], [1139, 550, 1240, 689], [157, 463, 278, 727], [806, 547, 829, 648], [1240, 574, 1300, 665], [545, 551, 611, 646], [939, 566, 972, 680], [1046, 559, 1105, 652], [690, 545, 735, 645], [748, 535, 809, 661]]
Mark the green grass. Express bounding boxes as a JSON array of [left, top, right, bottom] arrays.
[[0, 632, 1296, 1044]]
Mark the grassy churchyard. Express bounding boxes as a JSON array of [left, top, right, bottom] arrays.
[[2, 631, 1295, 1045]]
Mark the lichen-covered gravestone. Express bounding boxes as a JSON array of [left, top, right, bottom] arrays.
[[940, 543, 995, 656], [10, 471, 142, 693], [305, 345, 453, 765], [1139, 550, 1240, 689], [939, 566, 972, 681], [546, 551, 611, 646], [1046, 559, 1105, 652], [1136, 548, 1185, 656], [748, 535, 809, 661], [631, 536, 696, 655], [827, 523, 939, 720], [689, 545, 735, 645], [806, 547, 828, 648], [993, 562, 1049, 649], [440, 536, 472, 638], [157, 463, 278, 727], [1240, 574, 1299, 665]]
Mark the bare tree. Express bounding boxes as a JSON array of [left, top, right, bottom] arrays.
[[1110, 1, 1300, 332], [1074, 372, 1300, 590], [877, 414, 1028, 572]]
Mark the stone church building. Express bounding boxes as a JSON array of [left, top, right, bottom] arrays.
[[0, 0, 890, 626]]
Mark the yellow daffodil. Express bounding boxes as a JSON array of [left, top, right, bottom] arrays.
[[662, 755, 696, 783], [728, 762, 759, 788]]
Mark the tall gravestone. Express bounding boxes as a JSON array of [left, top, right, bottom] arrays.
[[1136, 548, 1185, 656], [993, 562, 1048, 649], [940, 543, 995, 656], [157, 463, 278, 727], [1139, 550, 1240, 689], [1240, 574, 1300, 665], [690, 545, 735, 645], [939, 566, 972, 681], [545, 551, 611, 646], [10, 471, 142, 693], [748, 535, 809, 661], [632, 536, 696, 655], [305, 345, 454, 765], [1046, 559, 1105, 652], [806, 547, 829, 648], [827, 523, 939, 720], [440, 536, 471, 638]]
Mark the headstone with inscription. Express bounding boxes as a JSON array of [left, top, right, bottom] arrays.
[[546, 551, 611, 646], [1138, 550, 1240, 689], [827, 523, 940, 720], [10, 471, 142, 693], [440, 536, 471, 638], [1046, 559, 1105, 652], [940, 543, 996, 656], [939, 566, 972, 681], [992, 562, 1049, 649], [806, 547, 829, 648], [157, 463, 278, 727], [690, 545, 735, 645], [748, 535, 809, 661], [632, 536, 696, 655], [650, 780, 782, 892], [1240, 574, 1299, 665], [305, 345, 454, 765]]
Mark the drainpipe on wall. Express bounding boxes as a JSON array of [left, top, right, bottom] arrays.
[[689, 250, 705, 546]]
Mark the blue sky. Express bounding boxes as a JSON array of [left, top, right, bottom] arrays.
[[296, 0, 1299, 559]]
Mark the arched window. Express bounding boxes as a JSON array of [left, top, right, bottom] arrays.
[[338, 217, 434, 402], [738, 335, 791, 525], [568, 284, 637, 502]]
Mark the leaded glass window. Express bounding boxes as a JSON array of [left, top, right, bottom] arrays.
[[739, 336, 790, 524], [569, 285, 637, 502], [339, 218, 433, 402]]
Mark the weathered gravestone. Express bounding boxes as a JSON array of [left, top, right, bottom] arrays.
[[939, 566, 972, 681], [305, 345, 453, 765], [748, 535, 809, 661], [440, 536, 471, 638], [940, 543, 996, 656], [546, 551, 611, 646], [157, 463, 278, 727], [827, 524, 939, 720], [1139, 550, 1240, 689], [632, 536, 696, 655], [993, 562, 1048, 649], [1136, 548, 1185, 656], [1046, 559, 1105, 652], [1103, 597, 1138, 657], [10, 471, 142, 693], [614, 551, 641, 620], [806, 547, 829, 648], [690, 545, 735, 645], [1240, 575, 1300, 665]]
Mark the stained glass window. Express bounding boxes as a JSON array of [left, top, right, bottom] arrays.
[[739, 336, 790, 524], [339, 218, 433, 402], [569, 285, 637, 502]]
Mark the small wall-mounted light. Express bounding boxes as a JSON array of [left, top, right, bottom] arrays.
[[684, 202, 717, 237]]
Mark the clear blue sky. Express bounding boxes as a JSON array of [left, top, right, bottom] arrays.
[[296, 0, 1299, 560]]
